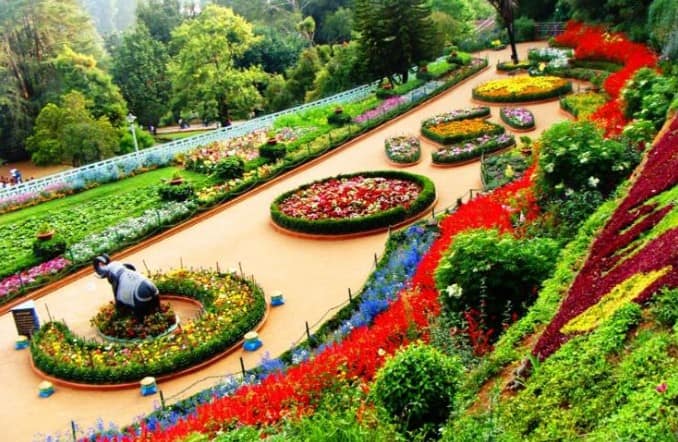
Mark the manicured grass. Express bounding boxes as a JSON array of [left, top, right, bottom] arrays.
[[154, 129, 214, 143]]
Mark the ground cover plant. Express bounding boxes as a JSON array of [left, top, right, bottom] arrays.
[[559, 91, 607, 119], [384, 135, 421, 165], [472, 75, 572, 103], [432, 133, 515, 165], [270, 171, 436, 235], [481, 145, 533, 191], [31, 268, 266, 384]]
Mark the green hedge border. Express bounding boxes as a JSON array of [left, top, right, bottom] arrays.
[[472, 81, 573, 103], [422, 119, 505, 145], [30, 270, 266, 384], [496, 61, 532, 71], [270, 171, 436, 235]]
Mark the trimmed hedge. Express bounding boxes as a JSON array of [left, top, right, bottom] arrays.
[[496, 60, 532, 71], [422, 119, 505, 145], [270, 170, 436, 235]]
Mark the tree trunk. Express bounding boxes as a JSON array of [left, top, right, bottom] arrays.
[[507, 22, 519, 64]]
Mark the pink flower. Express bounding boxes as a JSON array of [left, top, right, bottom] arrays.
[[656, 383, 667, 393]]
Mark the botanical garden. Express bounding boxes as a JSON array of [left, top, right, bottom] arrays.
[[0, 0, 676, 441]]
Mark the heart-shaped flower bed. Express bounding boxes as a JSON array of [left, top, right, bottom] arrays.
[[270, 171, 436, 235], [30, 268, 266, 385], [472, 75, 572, 102], [500, 107, 536, 130]]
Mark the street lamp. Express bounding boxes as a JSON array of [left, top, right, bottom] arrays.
[[126, 113, 140, 157]]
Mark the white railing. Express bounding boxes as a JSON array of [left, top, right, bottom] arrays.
[[0, 83, 375, 201]]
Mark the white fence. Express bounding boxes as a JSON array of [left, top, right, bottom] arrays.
[[0, 83, 375, 201]]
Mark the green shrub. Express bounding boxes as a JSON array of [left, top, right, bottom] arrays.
[[536, 121, 640, 201], [621, 68, 677, 130], [651, 287, 678, 327], [371, 343, 462, 430], [513, 16, 536, 42], [258, 142, 287, 162], [32, 235, 67, 260], [435, 229, 560, 329], [214, 156, 245, 181], [375, 87, 398, 99], [327, 109, 352, 126], [158, 183, 194, 202]]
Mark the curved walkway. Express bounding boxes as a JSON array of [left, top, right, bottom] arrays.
[[1, 42, 571, 441]]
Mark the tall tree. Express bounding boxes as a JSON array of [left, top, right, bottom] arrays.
[[0, 0, 104, 160], [168, 4, 265, 124], [26, 91, 119, 166], [111, 24, 171, 126], [487, 0, 519, 64], [136, 0, 184, 44], [354, 0, 438, 84], [562, 0, 653, 41]]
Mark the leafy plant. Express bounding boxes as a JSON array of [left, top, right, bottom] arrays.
[[214, 156, 245, 181], [651, 287, 678, 327], [371, 342, 463, 431], [32, 235, 67, 260], [258, 141, 287, 162], [158, 182, 195, 202]]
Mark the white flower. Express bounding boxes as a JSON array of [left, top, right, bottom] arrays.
[[445, 283, 463, 298], [588, 176, 600, 188]]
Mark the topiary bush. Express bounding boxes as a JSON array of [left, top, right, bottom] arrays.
[[258, 141, 287, 162], [214, 156, 245, 181], [158, 183, 195, 202], [371, 342, 463, 431], [32, 235, 67, 260], [327, 109, 352, 126], [434, 229, 560, 331]]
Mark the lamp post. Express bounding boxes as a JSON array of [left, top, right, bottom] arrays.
[[126, 113, 140, 161]]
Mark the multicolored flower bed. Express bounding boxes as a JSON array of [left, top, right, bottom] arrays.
[[533, 115, 678, 360], [500, 107, 535, 130], [472, 75, 572, 103], [432, 134, 515, 165], [421, 118, 505, 145], [353, 96, 407, 124], [91, 302, 177, 341], [181, 130, 269, 173], [30, 269, 266, 384], [270, 171, 436, 235], [0, 257, 70, 304], [384, 135, 421, 165], [421, 107, 490, 128]]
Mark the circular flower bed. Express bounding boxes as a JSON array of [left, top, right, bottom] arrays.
[[30, 269, 266, 384], [270, 171, 436, 235], [91, 302, 177, 341], [472, 75, 572, 103], [385, 135, 421, 165], [421, 118, 505, 145], [500, 107, 535, 130], [432, 133, 515, 165]]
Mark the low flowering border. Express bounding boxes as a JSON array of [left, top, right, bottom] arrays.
[[0, 257, 71, 305], [500, 107, 535, 131], [472, 75, 572, 103], [533, 115, 678, 360], [432, 133, 516, 166], [270, 171, 436, 236], [30, 268, 266, 385], [385, 135, 421, 165]]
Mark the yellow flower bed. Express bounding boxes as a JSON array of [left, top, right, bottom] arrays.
[[473, 75, 572, 103], [428, 119, 498, 138]]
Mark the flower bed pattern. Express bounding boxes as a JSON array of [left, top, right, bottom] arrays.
[[432, 133, 515, 165], [533, 115, 678, 360], [500, 107, 535, 130], [385, 135, 421, 165], [30, 269, 266, 384], [421, 107, 490, 128], [270, 171, 436, 235], [472, 75, 572, 103], [421, 118, 505, 145]]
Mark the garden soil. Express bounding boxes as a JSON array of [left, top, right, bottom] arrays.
[[0, 42, 574, 441]]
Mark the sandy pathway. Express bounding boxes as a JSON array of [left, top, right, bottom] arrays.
[[0, 42, 571, 441]]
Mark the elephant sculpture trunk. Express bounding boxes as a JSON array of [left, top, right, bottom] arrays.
[[93, 254, 160, 319]]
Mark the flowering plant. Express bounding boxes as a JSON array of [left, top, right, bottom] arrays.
[[473, 75, 572, 103], [353, 97, 406, 124], [421, 107, 490, 128], [422, 118, 505, 145], [500, 107, 535, 130], [385, 135, 421, 164], [31, 268, 266, 383], [0, 257, 70, 301], [433, 133, 515, 165], [182, 129, 269, 174], [91, 302, 177, 341]]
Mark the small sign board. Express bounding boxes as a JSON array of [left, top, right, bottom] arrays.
[[11, 300, 40, 338]]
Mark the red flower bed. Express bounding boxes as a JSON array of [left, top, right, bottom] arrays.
[[278, 176, 421, 220], [533, 115, 678, 360], [120, 167, 538, 441], [554, 21, 658, 136]]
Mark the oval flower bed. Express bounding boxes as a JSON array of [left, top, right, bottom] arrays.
[[432, 133, 516, 165], [385, 135, 421, 165], [472, 75, 572, 103], [500, 107, 536, 130], [270, 171, 436, 235], [422, 118, 505, 145], [421, 107, 490, 128], [30, 268, 266, 384]]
